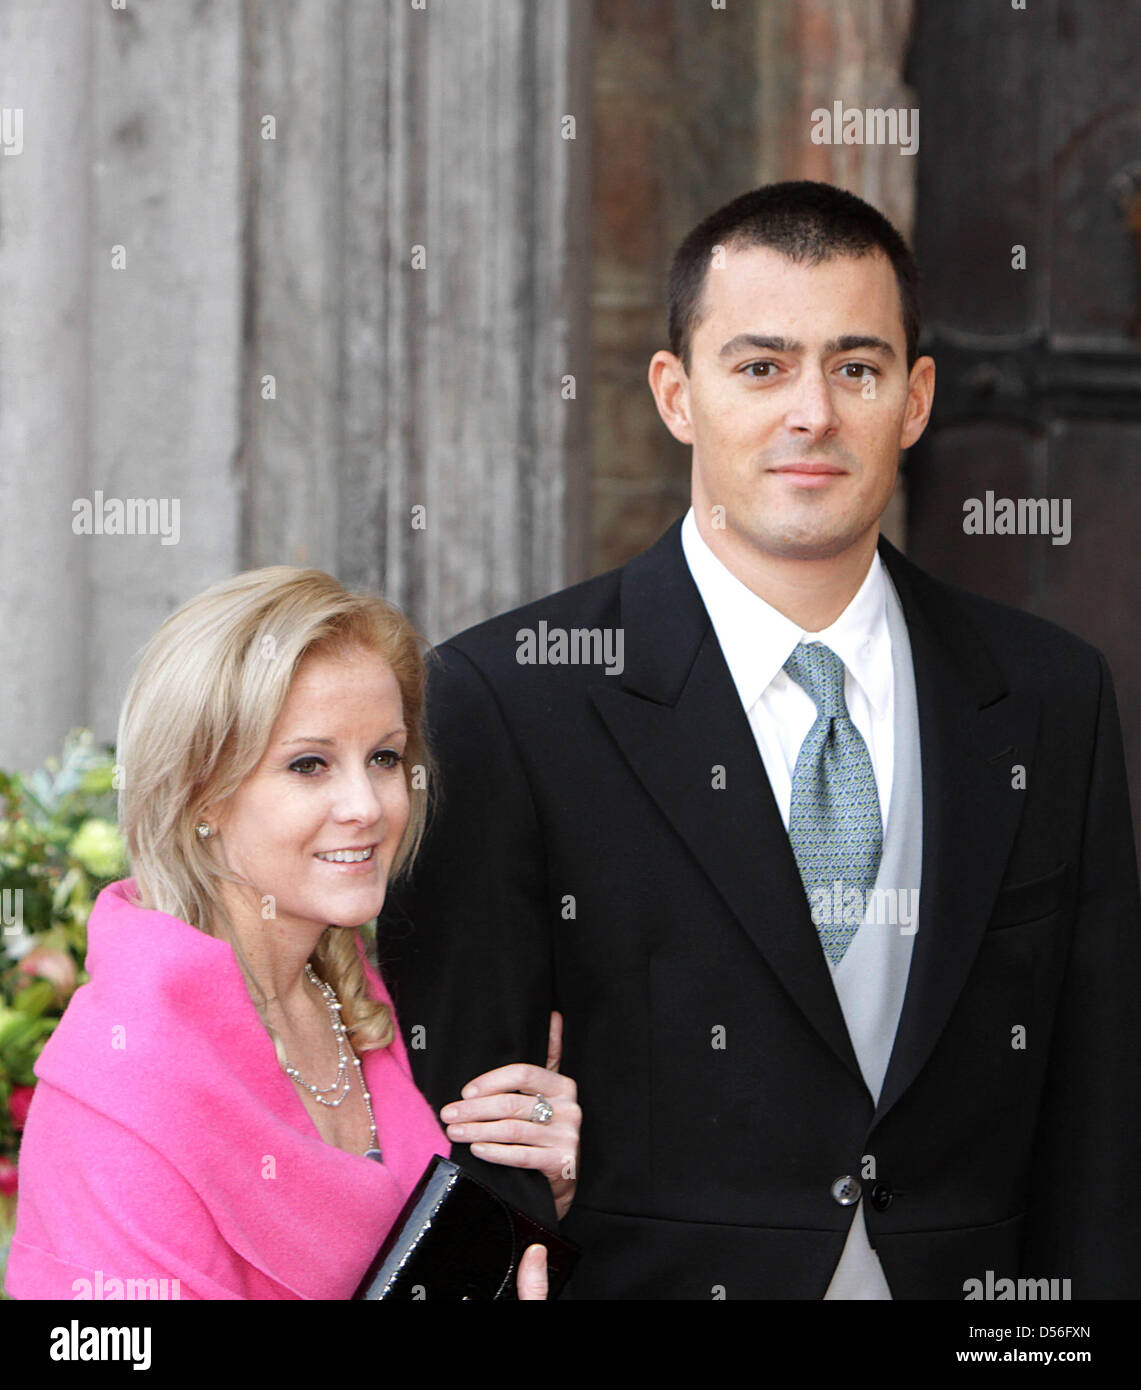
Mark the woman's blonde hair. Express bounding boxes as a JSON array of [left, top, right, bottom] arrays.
[[116, 566, 434, 1052]]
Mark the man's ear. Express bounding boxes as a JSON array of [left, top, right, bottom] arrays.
[[900, 354, 935, 450], [648, 349, 695, 446]]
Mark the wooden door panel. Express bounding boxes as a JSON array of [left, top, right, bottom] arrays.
[[906, 0, 1141, 846]]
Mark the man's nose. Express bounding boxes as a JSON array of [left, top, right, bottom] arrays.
[[784, 365, 839, 439]]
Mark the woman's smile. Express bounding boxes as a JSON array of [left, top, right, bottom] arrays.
[[313, 844, 379, 872]]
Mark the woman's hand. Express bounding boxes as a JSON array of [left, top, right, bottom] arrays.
[[441, 1011, 580, 1221], [516, 1243, 548, 1300]]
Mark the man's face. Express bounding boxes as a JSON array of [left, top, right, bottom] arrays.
[[650, 244, 933, 564]]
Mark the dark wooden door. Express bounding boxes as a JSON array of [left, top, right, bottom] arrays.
[[906, 0, 1141, 848]]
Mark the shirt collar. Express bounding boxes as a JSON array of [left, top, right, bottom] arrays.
[[680, 507, 892, 716]]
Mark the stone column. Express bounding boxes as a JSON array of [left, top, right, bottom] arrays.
[[243, 0, 593, 643], [87, 0, 244, 741], [0, 0, 591, 770], [0, 0, 95, 765]]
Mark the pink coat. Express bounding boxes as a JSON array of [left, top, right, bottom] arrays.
[[5, 879, 450, 1300]]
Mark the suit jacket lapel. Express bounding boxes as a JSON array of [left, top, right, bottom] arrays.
[[590, 521, 864, 1086], [874, 537, 1037, 1122]]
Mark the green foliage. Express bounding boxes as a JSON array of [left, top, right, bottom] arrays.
[[0, 730, 126, 1160]]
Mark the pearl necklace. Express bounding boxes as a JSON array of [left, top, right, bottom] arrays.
[[279, 963, 383, 1162]]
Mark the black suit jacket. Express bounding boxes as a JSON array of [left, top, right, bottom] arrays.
[[380, 520, 1141, 1299]]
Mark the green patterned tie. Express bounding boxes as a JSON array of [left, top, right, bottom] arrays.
[[783, 641, 883, 965]]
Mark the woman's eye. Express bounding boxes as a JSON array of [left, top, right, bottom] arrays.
[[289, 750, 403, 775]]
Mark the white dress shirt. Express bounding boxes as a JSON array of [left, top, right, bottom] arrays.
[[680, 508, 894, 840]]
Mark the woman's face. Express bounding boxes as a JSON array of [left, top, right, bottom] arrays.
[[213, 645, 411, 935]]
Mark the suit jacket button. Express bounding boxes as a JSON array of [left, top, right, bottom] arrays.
[[830, 1175, 861, 1206], [870, 1182, 893, 1211]]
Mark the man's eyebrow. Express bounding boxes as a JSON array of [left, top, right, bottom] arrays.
[[824, 334, 896, 358], [718, 334, 801, 357], [717, 332, 896, 359]]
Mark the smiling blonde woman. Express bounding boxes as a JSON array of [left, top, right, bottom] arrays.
[[6, 567, 578, 1300]]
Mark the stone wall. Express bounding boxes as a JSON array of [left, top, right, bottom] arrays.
[[0, 0, 591, 768]]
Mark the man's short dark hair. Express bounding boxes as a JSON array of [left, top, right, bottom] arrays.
[[667, 181, 923, 373]]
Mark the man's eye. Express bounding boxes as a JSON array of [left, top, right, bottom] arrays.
[[742, 362, 777, 378], [289, 756, 325, 775], [841, 362, 879, 378]]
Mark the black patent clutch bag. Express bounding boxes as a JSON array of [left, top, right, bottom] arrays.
[[352, 1155, 579, 1300]]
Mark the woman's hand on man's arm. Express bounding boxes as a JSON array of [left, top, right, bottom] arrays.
[[441, 1011, 580, 1223]]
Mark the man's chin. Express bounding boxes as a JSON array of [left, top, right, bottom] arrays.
[[776, 535, 861, 562], [737, 521, 868, 564]]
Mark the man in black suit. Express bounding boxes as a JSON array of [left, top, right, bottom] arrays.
[[381, 182, 1141, 1299]]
